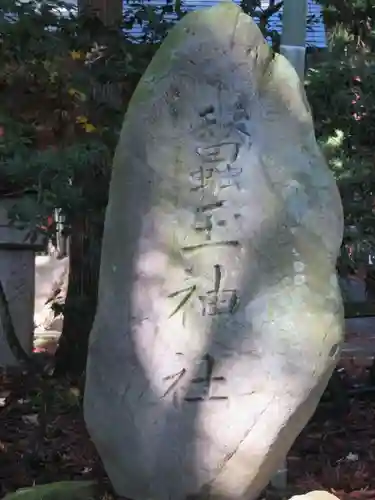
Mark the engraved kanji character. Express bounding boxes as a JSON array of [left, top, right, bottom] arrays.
[[184, 353, 228, 402]]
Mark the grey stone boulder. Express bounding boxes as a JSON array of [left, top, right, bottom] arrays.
[[289, 492, 341, 500], [84, 3, 344, 500]]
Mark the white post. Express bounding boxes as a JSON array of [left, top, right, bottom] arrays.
[[280, 0, 308, 80]]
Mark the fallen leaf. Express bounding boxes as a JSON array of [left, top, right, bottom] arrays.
[[21, 414, 39, 426]]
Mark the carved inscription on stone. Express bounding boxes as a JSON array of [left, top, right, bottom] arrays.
[[198, 264, 240, 316], [185, 353, 228, 402], [163, 117, 250, 403], [162, 353, 228, 403]]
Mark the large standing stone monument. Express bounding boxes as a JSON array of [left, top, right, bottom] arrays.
[[84, 3, 344, 499]]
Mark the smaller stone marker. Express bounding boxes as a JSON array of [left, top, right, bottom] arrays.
[[0, 197, 45, 367]]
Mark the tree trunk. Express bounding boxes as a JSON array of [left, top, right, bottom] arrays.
[[53, 209, 105, 378], [53, 82, 119, 378], [78, 0, 122, 27]]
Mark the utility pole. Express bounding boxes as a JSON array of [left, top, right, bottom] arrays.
[[280, 0, 308, 80]]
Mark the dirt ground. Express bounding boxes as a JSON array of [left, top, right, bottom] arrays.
[[1, 353, 375, 500]]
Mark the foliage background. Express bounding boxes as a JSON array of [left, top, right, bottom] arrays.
[[306, 0, 375, 281]]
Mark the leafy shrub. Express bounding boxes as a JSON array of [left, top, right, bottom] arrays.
[[305, 0, 375, 286], [0, 0, 175, 234]]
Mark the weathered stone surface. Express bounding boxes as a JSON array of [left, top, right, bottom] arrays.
[[0, 198, 44, 367], [84, 3, 344, 500], [0, 250, 35, 365]]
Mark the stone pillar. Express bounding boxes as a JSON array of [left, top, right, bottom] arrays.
[[0, 198, 45, 367]]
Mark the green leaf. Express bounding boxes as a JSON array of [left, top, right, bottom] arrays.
[[1, 481, 95, 500]]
